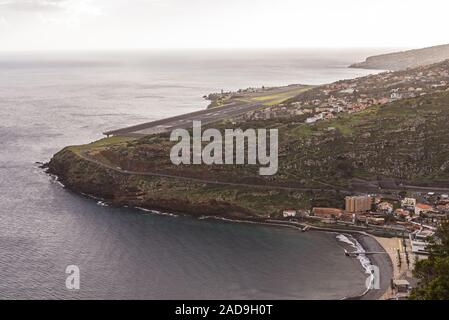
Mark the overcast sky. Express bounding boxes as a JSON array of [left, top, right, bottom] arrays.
[[0, 0, 448, 51]]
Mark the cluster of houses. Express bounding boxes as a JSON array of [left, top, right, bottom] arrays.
[[281, 192, 449, 254], [238, 60, 449, 125], [281, 190, 449, 300]]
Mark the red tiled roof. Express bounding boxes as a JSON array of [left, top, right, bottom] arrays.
[[416, 203, 432, 210]]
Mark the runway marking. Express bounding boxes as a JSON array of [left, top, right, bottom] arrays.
[[398, 239, 403, 252]]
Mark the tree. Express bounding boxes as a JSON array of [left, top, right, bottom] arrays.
[[410, 222, 449, 300], [399, 191, 407, 198]]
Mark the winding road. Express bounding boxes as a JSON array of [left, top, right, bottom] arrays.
[[78, 150, 344, 193], [79, 149, 449, 195]]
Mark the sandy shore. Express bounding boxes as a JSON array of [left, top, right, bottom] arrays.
[[350, 234, 394, 300], [375, 237, 403, 278], [374, 236, 418, 300]]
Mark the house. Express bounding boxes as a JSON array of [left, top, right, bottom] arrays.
[[305, 117, 318, 124], [401, 198, 416, 209], [391, 92, 402, 100], [377, 202, 394, 214], [392, 279, 411, 294], [283, 210, 297, 218], [395, 209, 411, 220], [415, 203, 433, 216], [311, 208, 343, 219], [305, 113, 324, 124], [410, 229, 434, 255]]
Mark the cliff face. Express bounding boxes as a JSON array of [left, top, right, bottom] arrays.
[[48, 148, 144, 204], [47, 148, 320, 218], [350, 44, 449, 71], [47, 91, 449, 218]]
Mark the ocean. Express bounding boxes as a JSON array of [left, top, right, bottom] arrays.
[[0, 48, 385, 299]]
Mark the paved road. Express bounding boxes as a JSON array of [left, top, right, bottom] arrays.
[[78, 149, 449, 194], [104, 101, 264, 136], [78, 150, 341, 192]]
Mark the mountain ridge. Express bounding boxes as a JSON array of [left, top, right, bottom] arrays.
[[350, 44, 449, 71]]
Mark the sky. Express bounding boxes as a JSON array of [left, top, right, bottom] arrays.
[[0, 0, 448, 51]]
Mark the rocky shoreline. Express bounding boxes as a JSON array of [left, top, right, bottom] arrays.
[[46, 148, 261, 219], [46, 149, 395, 300]]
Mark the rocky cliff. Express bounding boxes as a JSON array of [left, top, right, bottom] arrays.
[[350, 44, 449, 71]]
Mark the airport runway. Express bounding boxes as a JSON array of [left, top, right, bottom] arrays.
[[104, 101, 264, 136]]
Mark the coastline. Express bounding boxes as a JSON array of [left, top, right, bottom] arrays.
[[8, 47, 446, 300], [351, 234, 394, 300], [182, 215, 395, 300], [51, 177, 393, 300], [194, 216, 394, 300]]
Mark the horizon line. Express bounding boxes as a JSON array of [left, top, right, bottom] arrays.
[[0, 45, 417, 53]]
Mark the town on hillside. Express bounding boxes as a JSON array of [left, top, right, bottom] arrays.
[[229, 60, 449, 123], [278, 190, 449, 299], [281, 191, 447, 246]]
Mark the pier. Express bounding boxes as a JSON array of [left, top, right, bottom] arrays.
[[345, 250, 389, 257]]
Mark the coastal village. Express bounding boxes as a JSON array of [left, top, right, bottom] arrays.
[[219, 60, 449, 300], [278, 190, 448, 300], [221, 60, 449, 124]]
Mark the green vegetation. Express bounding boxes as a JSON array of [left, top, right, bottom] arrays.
[[49, 90, 449, 218], [207, 85, 313, 109], [410, 222, 449, 300], [249, 86, 312, 106], [67, 136, 136, 154]]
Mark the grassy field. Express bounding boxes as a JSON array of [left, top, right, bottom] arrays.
[[207, 85, 314, 108], [249, 86, 313, 106], [68, 136, 136, 154]]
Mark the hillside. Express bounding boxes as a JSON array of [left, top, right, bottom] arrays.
[[48, 90, 449, 218], [350, 44, 449, 71]]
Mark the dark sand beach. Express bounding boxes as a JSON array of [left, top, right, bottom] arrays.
[[202, 217, 395, 300], [353, 234, 394, 300]]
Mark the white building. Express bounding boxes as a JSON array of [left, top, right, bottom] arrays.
[[283, 210, 297, 218], [305, 117, 318, 124], [415, 203, 433, 216], [391, 92, 403, 100], [409, 229, 434, 255], [401, 198, 417, 209]]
